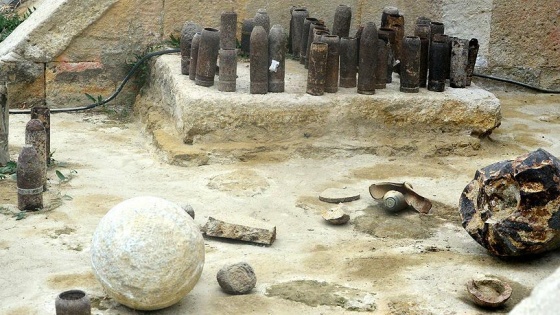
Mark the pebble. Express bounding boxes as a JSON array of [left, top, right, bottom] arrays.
[[217, 262, 257, 295]]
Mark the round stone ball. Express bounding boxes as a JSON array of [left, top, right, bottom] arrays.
[[91, 196, 205, 310]]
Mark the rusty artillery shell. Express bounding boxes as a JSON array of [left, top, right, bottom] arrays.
[[241, 19, 255, 55], [445, 36, 455, 80], [305, 22, 327, 68], [381, 6, 399, 28], [220, 11, 237, 50], [306, 42, 328, 96], [386, 13, 404, 62], [466, 38, 479, 86], [400, 36, 421, 93], [321, 35, 340, 93], [430, 21, 444, 41], [195, 28, 221, 87], [339, 37, 357, 88], [415, 24, 431, 88], [288, 6, 296, 54], [189, 32, 201, 81], [250, 26, 268, 94], [30, 106, 50, 165], [300, 18, 319, 65], [428, 36, 447, 92], [254, 9, 270, 34], [374, 38, 389, 89], [180, 22, 202, 75], [450, 38, 469, 88], [218, 49, 237, 92], [17, 144, 43, 210], [290, 8, 309, 60], [416, 16, 431, 26], [357, 22, 378, 95], [378, 28, 396, 83], [332, 4, 352, 38], [25, 119, 46, 190], [268, 25, 286, 93], [383, 190, 408, 212]]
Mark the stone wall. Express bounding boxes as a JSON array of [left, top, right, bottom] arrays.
[[0, 0, 557, 109]]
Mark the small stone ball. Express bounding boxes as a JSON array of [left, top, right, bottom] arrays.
[[91, 196, 205, 310], [217, 262, 257, 294]]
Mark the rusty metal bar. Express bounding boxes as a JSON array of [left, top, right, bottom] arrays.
[[400, 36, 421, 93], [332, 4, 352, 38], [450, 38, 469, 88], [339, 37, 357, 88], [466, 38, 479, 86], [306, 42, 328, 96], [195, 28, 221, 87], [269, 25, 286, 93], [357, 22, 378, 95], [250, 26, 269, 94]]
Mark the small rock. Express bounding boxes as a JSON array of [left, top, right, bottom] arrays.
[[202, 215, 276, 245], [466, 278, 512, 309], [319, 187, 360, 203], [322, 205, 350, 225], [181, 203, 195, 219], [217, 262, 257, 295]]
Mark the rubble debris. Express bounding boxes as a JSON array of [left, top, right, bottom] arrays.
[[217, 262, 257, 295], [467, 278, 512, 308], [322, 204, 350, 225], [319, 187, 360, 203], [459, 148, 560, 257], [202, 216, 276, 245]]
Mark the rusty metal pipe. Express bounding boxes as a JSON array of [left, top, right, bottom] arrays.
[[357, 22, 378, 95], [322, 35, 340, 93], [250, 26, 268, 94], [241, 19, 254, 55], [386, 13, 404, 62], [306, 42, 328, 96], [466, 38, 479, 86], [218, 49, 237, 92], [305, 22, 327, 69], [290, 8, 308, 60], [30, 106, 50, 165], [428, 36, 447, 92], [195, 28, 221, 87], [220, 11, 237, 50], [374, 38, 389, 89], [339, 37, 357, 88], [17, 145, 43, 210], [378, 27, 396, 83], [332, 4, 352, 38], [450, 38, 469, 88], [300, 18, 319, 65], [269, 25, 286, 93], [414, 23, 431, 88], [400, 36, 421, 93], [180, 22, 202, 75], [189, 32, 201, 81]]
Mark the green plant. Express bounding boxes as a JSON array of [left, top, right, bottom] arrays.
[[0, 6, 35, 42], [0, 160, 16, 179], [165, 33, 180, 48], [55, 169, 77, 183]]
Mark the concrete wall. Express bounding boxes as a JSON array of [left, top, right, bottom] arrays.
[[0, 0, 558, 109]]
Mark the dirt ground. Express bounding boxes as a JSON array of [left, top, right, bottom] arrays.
[[2, 87, 560, 314]]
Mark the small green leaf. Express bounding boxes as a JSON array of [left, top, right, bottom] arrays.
[[62, 194, 73, 200], [85, 93, 97, 103], [15, 212, 26, 220], [55, 170, 67, 181]]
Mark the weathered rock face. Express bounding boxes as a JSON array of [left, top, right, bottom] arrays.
[[216, 262, 257, 295], [459, 148, 560, 257], [91, 196, 205, 311], [202, 216, 276, 245]]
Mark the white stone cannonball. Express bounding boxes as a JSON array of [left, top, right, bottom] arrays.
[[91, 196, 205, 311]]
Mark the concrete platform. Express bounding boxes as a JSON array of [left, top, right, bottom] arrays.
[[135, 54, 501, 165]]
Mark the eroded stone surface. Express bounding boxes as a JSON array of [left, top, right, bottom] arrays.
[[91, 196, 205, 311], [459, 148, 560, 257], [202, 215, 276, 245], [216, 262, 257, 295]]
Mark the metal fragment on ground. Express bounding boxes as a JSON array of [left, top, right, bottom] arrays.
[[319, 187, 360, 203]]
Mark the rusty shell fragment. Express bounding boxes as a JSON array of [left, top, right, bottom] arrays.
[[306, 42, 328, 96], [17, 144, 43, 210]]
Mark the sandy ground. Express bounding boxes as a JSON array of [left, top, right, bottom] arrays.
[[2, 89, 560, 314]]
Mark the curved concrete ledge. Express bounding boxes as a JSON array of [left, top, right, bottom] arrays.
[[135, 54, 500, 165]]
